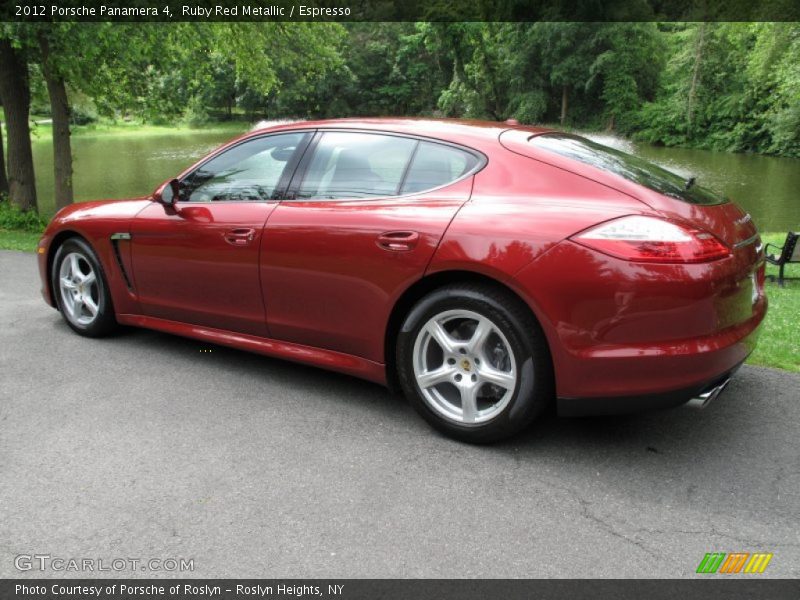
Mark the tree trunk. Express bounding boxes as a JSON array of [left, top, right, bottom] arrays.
[[560, 85, 569, 126], [0, 120, 9, 196], [39, 33, 73, 210], [0, 39, 37, 211], [687, 23, 707, 134]]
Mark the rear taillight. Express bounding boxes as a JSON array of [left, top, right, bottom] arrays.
[[571, 216, 730, 264]]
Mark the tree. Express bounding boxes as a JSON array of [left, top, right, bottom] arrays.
[[0, 37, 36, 211], [0, 120, 8, 196], [38, 30, 73, 209], [587, 23, 663, 132], [415, 23, 509, 119], [532, 23, 599, 126]]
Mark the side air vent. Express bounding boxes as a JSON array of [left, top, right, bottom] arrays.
[[110, 233, 133, 291]]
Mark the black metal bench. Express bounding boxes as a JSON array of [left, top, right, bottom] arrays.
[[765, 232, 799, 286]]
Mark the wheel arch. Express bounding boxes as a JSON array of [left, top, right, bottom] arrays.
[[46, 230, 90, 308], [384, 269, 550, 393]]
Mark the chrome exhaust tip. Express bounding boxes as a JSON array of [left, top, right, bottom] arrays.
[[685, 378, 731, 410]]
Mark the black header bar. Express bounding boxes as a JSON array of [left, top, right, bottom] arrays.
[[3, 0, 800, 22]]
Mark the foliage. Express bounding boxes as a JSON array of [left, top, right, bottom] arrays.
[[0, 198, 46, 232], [182, 95, 210, 128], [8, 21, 798, 156], [634, 23, 800, 157]]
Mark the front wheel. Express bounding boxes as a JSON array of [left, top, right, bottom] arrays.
[[51, 237, 118, 337], [396, 284, 553, 443]]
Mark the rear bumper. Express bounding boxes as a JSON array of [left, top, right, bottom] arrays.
[[551, 292, 765, 406], [554, 295, 764, 417], [558, 361, 743, 417]]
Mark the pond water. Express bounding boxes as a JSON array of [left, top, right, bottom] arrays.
[[32, 127, 249, 219], [31, 126, 800, 232]]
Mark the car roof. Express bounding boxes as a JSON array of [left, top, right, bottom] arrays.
[[245, 117, 554, 149]]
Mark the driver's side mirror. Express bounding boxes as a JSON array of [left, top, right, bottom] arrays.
[[153, 179, 181, 206]]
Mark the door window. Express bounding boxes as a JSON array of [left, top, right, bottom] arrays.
[[400, 141, 480, 194], [296, 132, 417, 200], [181, 132, 309, 202]]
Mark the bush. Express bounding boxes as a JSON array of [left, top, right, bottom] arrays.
[[182, 95, 210, 128], [69, 89, 99, 125], [0, 199, 47, 233], [70, 105, 98, 126]]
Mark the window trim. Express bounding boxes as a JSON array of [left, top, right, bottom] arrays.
[[284, 128, 487, 203], [396, 140, 421, 195], [176, 130, 315, 204]]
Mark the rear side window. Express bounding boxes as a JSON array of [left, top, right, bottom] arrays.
[[297, 132, 416, 200], [529, 133, 726, 206], [295, 132, 482, 200], [400, 142, 479, 194]]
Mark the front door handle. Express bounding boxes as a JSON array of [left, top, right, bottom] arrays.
[[224, 228, 256, 246], [377, 231, 420, 252]]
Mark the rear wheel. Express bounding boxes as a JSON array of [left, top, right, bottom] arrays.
[[51, 237, 118, 337], [396, 283, 553, 443]]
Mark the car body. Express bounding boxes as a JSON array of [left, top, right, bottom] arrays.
[[37, 118, 767, 441]]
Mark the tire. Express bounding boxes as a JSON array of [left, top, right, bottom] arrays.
[[51, 237, 118, 337], [396, 283, 553, 443]]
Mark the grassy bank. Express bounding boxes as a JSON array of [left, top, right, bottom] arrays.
[[28, 119, 249, 142], [1, 213, 796, 372]]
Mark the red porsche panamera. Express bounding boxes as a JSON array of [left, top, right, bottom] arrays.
[[37, 118, 766, 442]]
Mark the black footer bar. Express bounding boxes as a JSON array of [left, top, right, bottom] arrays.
[[3, 579, 800, 600]]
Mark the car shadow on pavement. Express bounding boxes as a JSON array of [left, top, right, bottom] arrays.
[[112, 322, 789, 453], [107, 324, 412, 410]]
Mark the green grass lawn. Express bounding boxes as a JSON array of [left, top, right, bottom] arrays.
[[0, 229, 40, 252], [749, 233, 799, 372], [0, 228, 797, 372]]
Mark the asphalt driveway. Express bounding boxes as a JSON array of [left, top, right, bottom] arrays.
[[1, 250, 798, 578]]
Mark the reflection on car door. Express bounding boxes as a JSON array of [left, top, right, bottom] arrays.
[[262, 131, 480, 362], [131, 132, 311, 336]]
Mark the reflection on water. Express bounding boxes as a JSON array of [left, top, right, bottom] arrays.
[[31, 126, 800, 232]]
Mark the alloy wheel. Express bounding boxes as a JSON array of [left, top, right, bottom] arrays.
[[58, 252, 100, 327], [412, 309, 518, 424]]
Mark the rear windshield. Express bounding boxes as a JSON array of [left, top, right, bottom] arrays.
[[529, 133, 726, 206]]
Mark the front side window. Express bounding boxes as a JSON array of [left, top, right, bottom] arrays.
[[181, 132, 308, 202], [297, 132, 417, 200]]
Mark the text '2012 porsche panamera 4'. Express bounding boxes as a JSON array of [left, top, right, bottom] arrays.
[[37, 118, 766, 442]]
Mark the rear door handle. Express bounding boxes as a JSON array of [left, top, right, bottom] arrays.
[[377, 231, 420, 252], [224, 228, 256, 246]]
